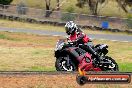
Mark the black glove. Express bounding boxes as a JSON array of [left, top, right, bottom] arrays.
[[68, 41, 77, 45]]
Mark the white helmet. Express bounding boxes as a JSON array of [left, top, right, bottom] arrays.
[[65, 21, 77, 35]]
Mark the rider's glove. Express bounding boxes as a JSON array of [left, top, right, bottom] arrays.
[[68, 41, 77, 46]]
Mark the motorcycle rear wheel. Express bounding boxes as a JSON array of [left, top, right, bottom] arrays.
[[55, 56, 77, 71], [101, 56, 119, 71]]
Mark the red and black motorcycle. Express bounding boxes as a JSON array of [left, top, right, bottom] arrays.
[[54, 39, 119, 72]]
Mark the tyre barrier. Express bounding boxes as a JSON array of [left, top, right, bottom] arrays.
[[0, 14, 131, 34]]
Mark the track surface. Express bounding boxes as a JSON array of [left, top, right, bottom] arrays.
[[0, 71, 131, 88], [0, 27, 131, 42]]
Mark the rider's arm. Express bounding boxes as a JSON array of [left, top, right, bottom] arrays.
[[75, 33, 90, 44], [67, 37, 72, 43]]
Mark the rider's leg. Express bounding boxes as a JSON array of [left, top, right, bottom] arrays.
[[80, 45, 101, 61]]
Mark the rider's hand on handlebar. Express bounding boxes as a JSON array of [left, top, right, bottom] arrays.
[[68, 41, 77, 45]]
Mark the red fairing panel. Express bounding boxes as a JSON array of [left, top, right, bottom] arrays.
[[78, 53, 92, 71], [79, 53, 102, 71]]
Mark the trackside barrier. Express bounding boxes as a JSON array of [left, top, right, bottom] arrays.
[[0, 4, 131, 34]]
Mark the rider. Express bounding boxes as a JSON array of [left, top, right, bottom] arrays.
[[65, 21, 89, 44], [65, 21, 101, 71]]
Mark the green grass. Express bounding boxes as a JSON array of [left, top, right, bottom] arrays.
[[0, 33, 20, 41], [119, 63, 132, 72]]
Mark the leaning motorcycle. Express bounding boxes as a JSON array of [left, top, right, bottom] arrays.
[[54, 39, 119, 72]]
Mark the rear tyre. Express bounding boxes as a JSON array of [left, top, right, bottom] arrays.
[[101, 56, 119, 71], [55, 56, 77, 71]]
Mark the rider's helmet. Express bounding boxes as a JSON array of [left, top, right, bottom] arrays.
[[65, 21, 78, 35]]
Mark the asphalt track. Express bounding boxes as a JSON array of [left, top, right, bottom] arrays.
[[0, 27, 131, 42]]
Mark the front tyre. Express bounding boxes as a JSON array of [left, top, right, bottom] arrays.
[[101, 56, 119, 71], [55, 56, 77, 71]]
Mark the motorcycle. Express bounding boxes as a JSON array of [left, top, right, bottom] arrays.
[[54, 39, 119, 72]]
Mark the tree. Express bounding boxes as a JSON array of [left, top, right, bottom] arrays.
[[45, 0, 60, 17], [76, 0, 105, 15], [88, 0, 99, 15], [76, 0, 132, 15], [0, 0, 13, 5], [56, 0, 60, 11], [116, 0, 132, 13], [45, 0, 51, 17]]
